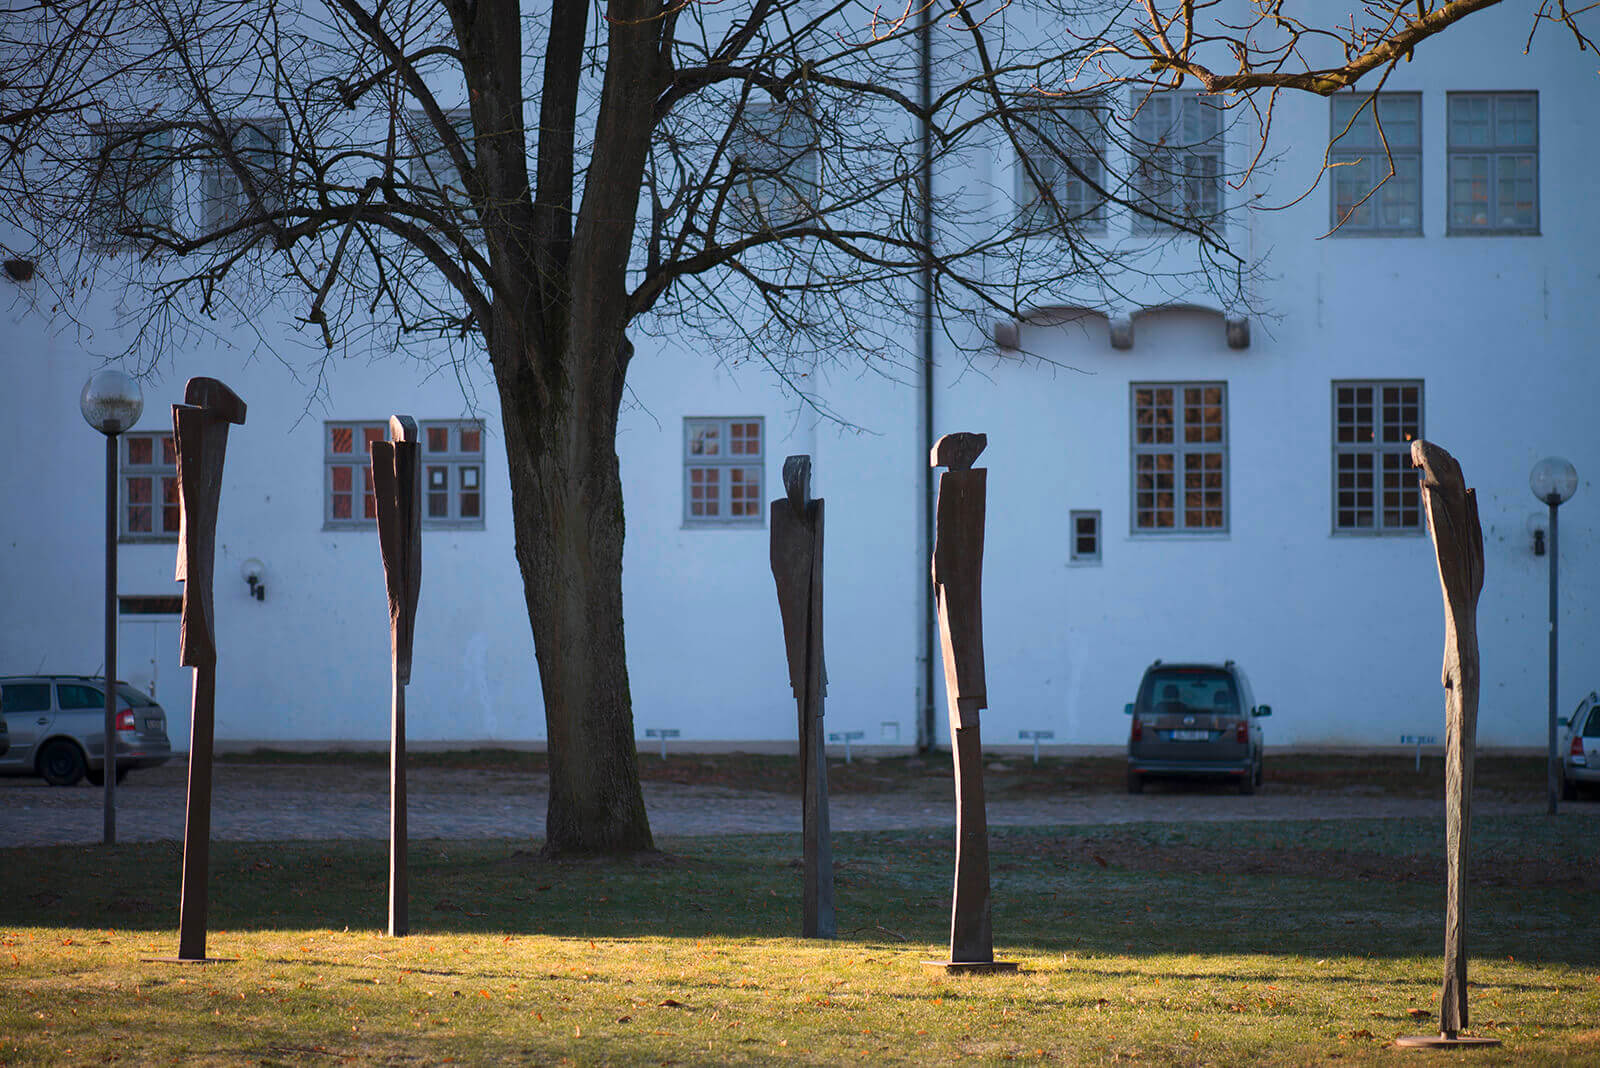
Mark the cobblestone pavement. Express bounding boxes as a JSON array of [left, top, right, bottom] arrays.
[[0, 762, 1567, 848]]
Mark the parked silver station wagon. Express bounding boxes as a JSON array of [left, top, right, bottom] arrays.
[[1125, 660, 1270, 794], [1560, 690, 1600, 800], [0, 675, 173, 787]]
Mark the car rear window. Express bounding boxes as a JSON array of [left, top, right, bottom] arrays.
[[1139, 669, 1240, 715], [2, 683, 52, 713], [116, 684, 156, 707]]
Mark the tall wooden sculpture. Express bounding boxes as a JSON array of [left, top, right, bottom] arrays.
[[1397, 440, 1498, 1048], [370, 416, 422, 938], [926, 433, 1015, 972], [172, 378, 246, 963], [770, 455, 835, 938]]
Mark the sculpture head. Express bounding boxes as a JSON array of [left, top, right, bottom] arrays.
[[389, 414, 419, 443], [783, 454, 812, 512], [931, 432, 987, 471], [182, 377, 248, 424]]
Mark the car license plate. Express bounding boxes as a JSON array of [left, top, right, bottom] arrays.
[[145, 718, 162, 731], [1170, 729, 1209, 741]]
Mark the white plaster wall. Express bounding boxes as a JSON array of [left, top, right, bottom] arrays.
[[2, 0, 1594, 752]]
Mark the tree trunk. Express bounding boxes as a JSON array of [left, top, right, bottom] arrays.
[[492, 328, 653, 856]]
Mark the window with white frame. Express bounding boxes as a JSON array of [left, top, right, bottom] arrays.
[[122, 430, 178, 540], [1329, 93, 1421, 235], [1332, 380, 1423, 533], [1016, 103, 1107, 234], [89, 125, 173, 247], [729, 103, 820, 230], [1069, 509, 1101, 563], [1131, 383, 1227, 532], [684, 417, 764, 525], [1130, 93, 1224, 233], [324, 420, 486, 530], [1448, 92, 1537, 234], [201, 119, 284, 232]]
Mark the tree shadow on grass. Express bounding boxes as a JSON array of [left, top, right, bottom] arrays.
[[2, 824, 1596, 968]]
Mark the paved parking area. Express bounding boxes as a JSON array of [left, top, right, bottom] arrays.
[[0, 761, 1571, 847]]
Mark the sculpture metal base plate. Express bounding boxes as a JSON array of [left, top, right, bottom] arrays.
[[923, 960, 1020, 974], [141, 957, 240, 965], [1395, 1034, 1502, 1048]]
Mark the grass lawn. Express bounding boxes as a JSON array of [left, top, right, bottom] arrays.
[[3, 815, 1597, 1065]]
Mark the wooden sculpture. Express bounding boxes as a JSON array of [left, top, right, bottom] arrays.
[[926, 433, 1015, 972], [370, 415, 422, 938], [770, 455, 835, 938], [172, 377, 246, 963], [1397, 440, 1498, 1048]]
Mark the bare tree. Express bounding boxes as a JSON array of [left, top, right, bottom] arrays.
[[0, 0, 1564, 853]]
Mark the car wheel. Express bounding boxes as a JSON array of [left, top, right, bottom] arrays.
[[1239, 768, 1255, 795], [1562, 776, 1578, 801], [1127, 769, 1144, 794], [1254, 756, 1264, 788], [38, 740, 87, 787]]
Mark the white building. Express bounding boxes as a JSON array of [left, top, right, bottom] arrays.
[[1, 3, 1593, 755]]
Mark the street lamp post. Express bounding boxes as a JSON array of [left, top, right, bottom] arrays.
[[1530, 456, 1578, 816], [80, 370, 144, 846]]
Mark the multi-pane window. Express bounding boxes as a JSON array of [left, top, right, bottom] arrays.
[[122, 431, 178, 540], [1069, 510, 1101, 563], [1332, 381, 1424, 533], [201, 119, 284, 231], [324, 420, 486, 529], [729, 103, 820, 230], [1448, 93, 1537, 234], [90, 125, 173, 247], [1131, 383, 1227, 532], [1016, 105, 1107, 234], [1130, 94, 1224, 233], [421, 422, 486, 525], [1329, 93, 1421, 235], [684, 417, 764, 525]]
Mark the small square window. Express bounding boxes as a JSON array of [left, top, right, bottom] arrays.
[[1069, 510, 1101, 564]]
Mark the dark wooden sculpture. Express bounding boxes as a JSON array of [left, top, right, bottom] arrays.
[[370, 415, 422, 938], [1397, 440, 1498, 1048], [926, 433, 1015, 972], [172, 377, 246, 963], [770, 455, 835, 938]]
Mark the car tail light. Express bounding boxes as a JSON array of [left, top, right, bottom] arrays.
[[1131, 719, 1143, 743], [1574, 734, 1586, 758], [116, 709, 136, 732], [1235, 720, 1248, 744]]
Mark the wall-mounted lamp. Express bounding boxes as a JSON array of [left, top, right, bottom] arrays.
[[241, 557, 266, 601], [1527, 513, 1548, 556]]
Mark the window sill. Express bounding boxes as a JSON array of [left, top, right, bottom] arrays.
[[1445, 228, 1541, 237], [1066, 558, 1103, 567], [322, 522, 487, 533], [1330, 528, 1426, 538], [1326, 229, 1423, 238], [681, 520, 765, 531]]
